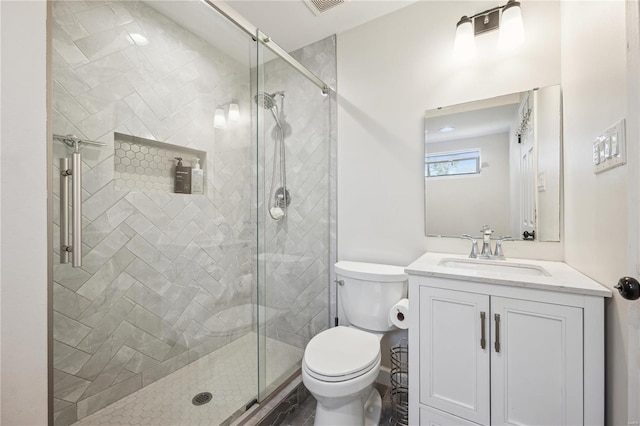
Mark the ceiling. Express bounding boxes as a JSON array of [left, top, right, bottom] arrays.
[[222, 0, 418, 52], [145, 0, 417, 65]]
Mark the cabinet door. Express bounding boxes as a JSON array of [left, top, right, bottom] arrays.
[[491, 297, 583, 425], [420, 405, 482, 426], [419, 287, 490, 425]]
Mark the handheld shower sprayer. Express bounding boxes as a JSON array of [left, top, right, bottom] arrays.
[[254, 91, 290, 221]]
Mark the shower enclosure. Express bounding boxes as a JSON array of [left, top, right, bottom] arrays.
[[49, 1, 335, 425]]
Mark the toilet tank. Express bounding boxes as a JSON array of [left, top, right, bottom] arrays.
[[336, 261, 408, 332]]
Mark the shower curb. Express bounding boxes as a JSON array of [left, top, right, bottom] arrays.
[[228, 370, 309, 426]]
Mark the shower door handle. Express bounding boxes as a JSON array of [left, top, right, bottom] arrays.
[[59, 152, 82, 267]]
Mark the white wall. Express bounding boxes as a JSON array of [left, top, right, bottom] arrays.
[[337, 0, 562, 267], [536, 85, 562, 242], [560, 2, 630, 425], [426, 133, 510, 237], [0, 1, 49, 425]]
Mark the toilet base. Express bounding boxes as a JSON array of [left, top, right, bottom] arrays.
[[314, 387, 382, 426]]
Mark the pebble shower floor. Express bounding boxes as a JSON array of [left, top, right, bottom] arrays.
[[72, 333, 303, 426]]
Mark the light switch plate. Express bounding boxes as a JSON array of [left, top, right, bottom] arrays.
[[594, 119, 626, 174]]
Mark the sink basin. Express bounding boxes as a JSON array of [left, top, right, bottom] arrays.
[[438, 258, 551, 277]]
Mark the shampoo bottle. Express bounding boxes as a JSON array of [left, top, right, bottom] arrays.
[[174, 157, 192, 194], [191, 158, 204, 195]]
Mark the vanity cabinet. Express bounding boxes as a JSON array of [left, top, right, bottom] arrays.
[[417, 286, 583, 426], [406, 254, 610, 426]]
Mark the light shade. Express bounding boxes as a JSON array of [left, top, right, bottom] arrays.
[[214, 108, 226, 129], [454, 16, 476, 60], [499, 1, 524, 51], [228, 103, 240, 122]]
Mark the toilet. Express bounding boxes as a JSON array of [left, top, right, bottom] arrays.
[[302, 261, 408, 426]]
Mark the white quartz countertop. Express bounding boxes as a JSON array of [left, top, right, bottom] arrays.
[[406, 252, 612, 298]]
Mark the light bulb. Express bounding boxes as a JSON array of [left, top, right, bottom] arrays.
[[454, 16, 476, 60], [214, 108, 226, 129], [499, 1, 524, 51], [228, 103, 240, 122]]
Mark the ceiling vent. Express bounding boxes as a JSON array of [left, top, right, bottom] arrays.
[[303, 0, 347, 16]]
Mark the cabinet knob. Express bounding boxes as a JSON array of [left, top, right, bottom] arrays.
[[614, 277, 640, 301]]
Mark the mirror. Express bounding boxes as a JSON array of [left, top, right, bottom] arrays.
[[424, 85, 561, 242]]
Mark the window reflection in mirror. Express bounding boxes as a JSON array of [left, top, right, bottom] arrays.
[[424, 85, 561, 242]]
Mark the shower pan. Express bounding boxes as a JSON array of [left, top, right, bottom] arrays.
[[49, 1, 335, 425]]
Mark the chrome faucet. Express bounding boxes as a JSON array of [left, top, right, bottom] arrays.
[[479, 225, 493, 259], [461, 226, 512, 260]]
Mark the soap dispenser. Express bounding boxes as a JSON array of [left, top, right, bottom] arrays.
[[174, 157, 192, 194], [191, 158, 204, 195]]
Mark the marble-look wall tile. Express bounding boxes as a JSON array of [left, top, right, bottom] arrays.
[[76, 374, 141, 419], [79, 345, 136, 399], [141, 351, 190, 387], [75, 26, 134, 61], [76, 320, 136, 381], [54, 369, 92, 403], [125, 235, 171, 273], [74, 3, 133, 35], [81, 227, 131, 274], [124, 350, 160, 374], [125, 328, 172, 362], [52, 22, 90, 68], [54, 283, 92, 319], [82, 198, 135, 248], [54, 311, 92, 347], [77, 296, 136, 351], [75, 75, 135, 116], [76, 248, 135, 300], [74, 50, 135, 89], [53, 79, 90, 123], [125, 257, 172, 295], [54, 340, 92, 375]]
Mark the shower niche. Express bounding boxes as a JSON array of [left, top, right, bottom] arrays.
[[113, 132, 207, 194]]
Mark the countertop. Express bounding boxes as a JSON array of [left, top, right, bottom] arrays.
[[406, 252, 612, 298]]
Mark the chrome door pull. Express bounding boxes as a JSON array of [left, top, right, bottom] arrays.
[[60, 158, 70, 264], [480, 311, 486, 349], [59, 152, 82, 267], [494, 313, 501, 353]]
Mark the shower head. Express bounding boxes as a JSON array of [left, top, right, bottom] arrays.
[[254, 91, 285, 110], [255, 91, 284, 127], [254, 92, 277, 110]]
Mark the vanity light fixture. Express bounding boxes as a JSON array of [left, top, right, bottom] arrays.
[[214, 102, 241, 129], [228, 103, 240, 122], [214, 107, 227, 129], [453, 0, 524, 59]]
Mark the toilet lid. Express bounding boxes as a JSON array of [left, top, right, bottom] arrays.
[[304, 326, 380, 381]]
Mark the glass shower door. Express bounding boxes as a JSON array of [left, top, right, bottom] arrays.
[[255, 32, 332, 401], [50, 2, 261, 424]]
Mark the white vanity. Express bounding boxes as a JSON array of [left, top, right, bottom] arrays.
[[407, 252, 612, 426]]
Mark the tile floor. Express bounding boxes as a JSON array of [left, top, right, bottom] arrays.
[[73, 333, 303, 426]]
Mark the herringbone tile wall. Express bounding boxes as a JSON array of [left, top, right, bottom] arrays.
[[50, 1, 336, 425]]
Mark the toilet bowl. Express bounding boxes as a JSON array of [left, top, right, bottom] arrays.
[[302, 261, 408, 426]]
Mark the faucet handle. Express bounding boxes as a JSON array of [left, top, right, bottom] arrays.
[[461, 234, 479, 258], [481, 225, 493, 234], [493, 236, 513, 259]]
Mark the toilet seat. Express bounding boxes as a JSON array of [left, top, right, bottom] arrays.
[[303, 326, 381, 383]]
